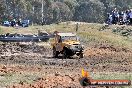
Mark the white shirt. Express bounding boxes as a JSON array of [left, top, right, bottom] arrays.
[[129, 12, 132, 18], [123, 13, 127, 20]]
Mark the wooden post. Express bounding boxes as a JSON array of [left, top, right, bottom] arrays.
[[76, 23, 79, 32]]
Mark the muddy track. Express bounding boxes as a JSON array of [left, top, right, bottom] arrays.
[[0, 43, 84, 67], [0, 55, 88, 69], [1, 55, 132, 73], [0, 43, 132, 73]]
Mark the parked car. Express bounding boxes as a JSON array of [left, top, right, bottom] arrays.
[[21, 20, 29, 27], [3, 21, 10, 27]]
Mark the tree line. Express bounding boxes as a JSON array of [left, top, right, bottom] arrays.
[[0, 0, 132, 25]]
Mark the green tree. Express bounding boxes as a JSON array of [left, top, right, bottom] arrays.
[[74, 0, 105, 23], [0, 0, 6, 22], [1, 0, 132, 24], [52, 1, 72, 23]]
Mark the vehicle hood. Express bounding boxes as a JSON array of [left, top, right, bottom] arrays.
[[62, 40, 80, 45]]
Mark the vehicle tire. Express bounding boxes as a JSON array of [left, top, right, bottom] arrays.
[[79, 52, 83, 58], [63, 48, 67, 59], [53, 47, 58, 58]]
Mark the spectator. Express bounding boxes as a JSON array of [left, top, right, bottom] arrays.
[[11, 19, 16, 27], [112, 8, 119, 24], [17, 19, 22, 26], [106, 8, 132, 25], [109, 14, 113, 24], [125, 10, 130, 24], [118, 11, 124, 24], [129, 10, 132, 25], [123, 11, 127, 24]]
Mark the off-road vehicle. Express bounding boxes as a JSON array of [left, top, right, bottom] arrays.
[[51, 32, 84, 58]]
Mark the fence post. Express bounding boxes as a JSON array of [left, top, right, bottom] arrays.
[[76, 23, 79, 32]]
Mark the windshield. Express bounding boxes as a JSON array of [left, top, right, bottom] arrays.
[[61, 36, 78, 41]]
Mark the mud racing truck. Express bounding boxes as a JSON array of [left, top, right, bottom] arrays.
[[51, 32, 84, 58]]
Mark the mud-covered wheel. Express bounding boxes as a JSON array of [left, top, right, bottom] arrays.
[[79, 52, 83, 58], [53, 47, 59, 58], [63, 49, 67, 59]]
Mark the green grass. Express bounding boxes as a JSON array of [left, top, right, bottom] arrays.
[[0, 72, 43, 87], [92, 72, 132, 80], [76, 24, 132, 49]]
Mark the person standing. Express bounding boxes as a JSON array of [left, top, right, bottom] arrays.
[[11, 19, 16, 27], [109, 14, 113, 24], [126, 10, 130, 24], [129, 10, 132, 25], [18, 18, 22, 26], [112, 8, 119, 24], [123, 11, 127, 24]]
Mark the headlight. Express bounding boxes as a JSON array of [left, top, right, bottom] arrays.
[[82, 45, 84, 49]]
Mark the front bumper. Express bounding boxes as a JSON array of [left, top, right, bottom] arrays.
[[71, 48, 83, 52], [70, 45, 84, 52]]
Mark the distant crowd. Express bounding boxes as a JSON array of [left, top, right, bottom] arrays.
[[106, 8, 132, 25]]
